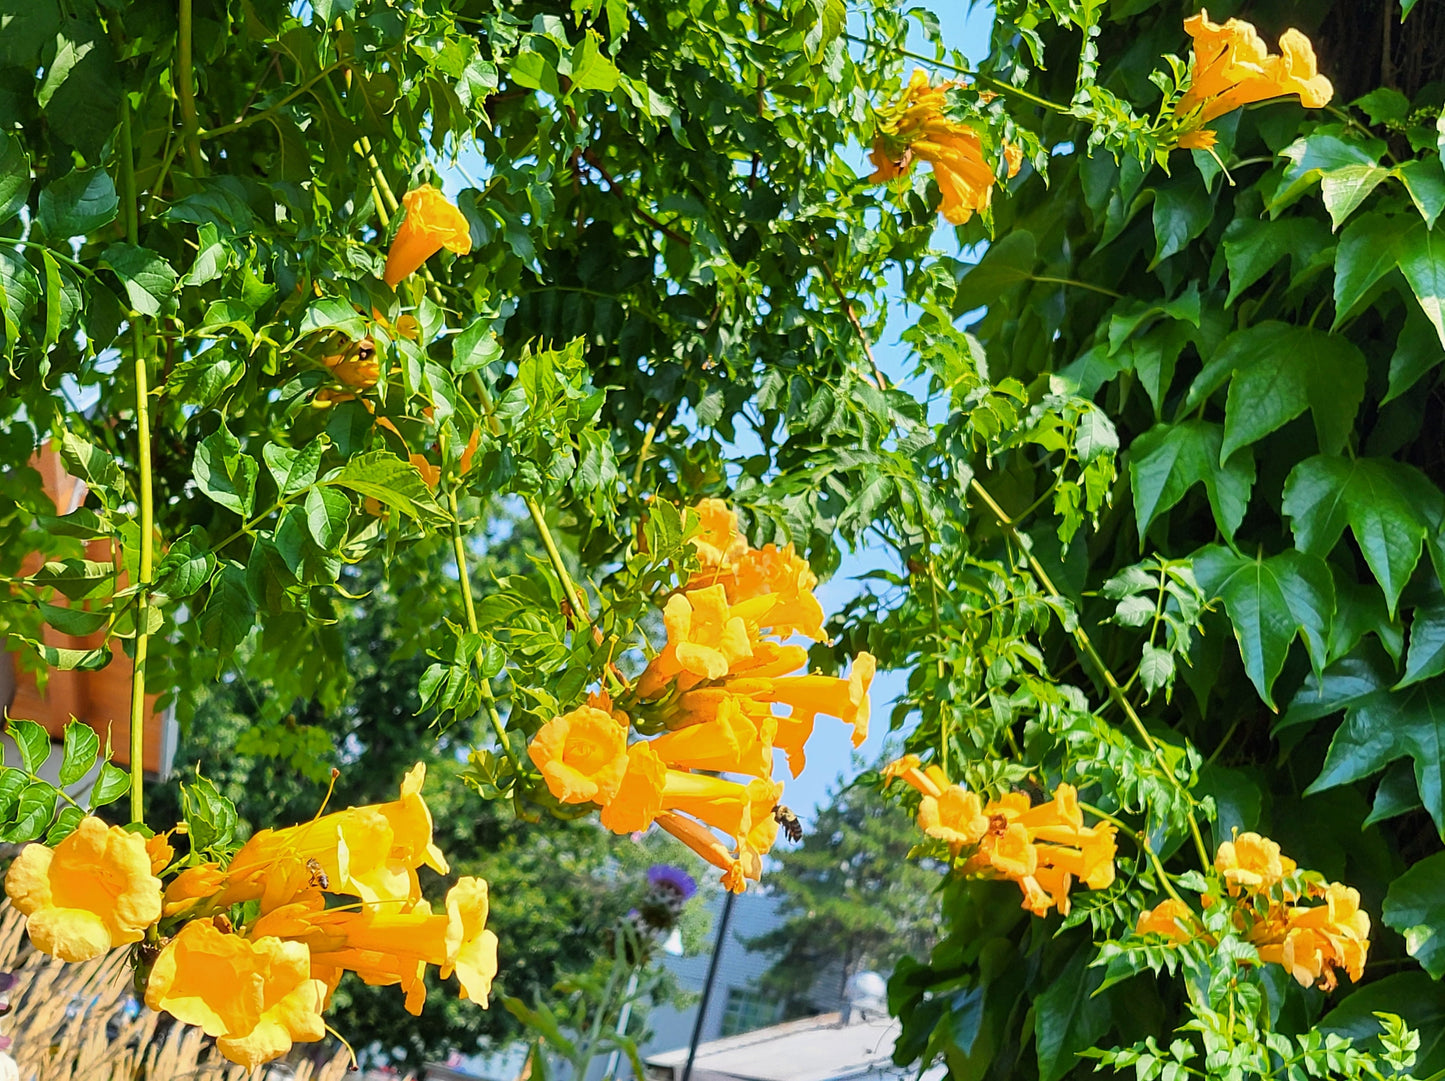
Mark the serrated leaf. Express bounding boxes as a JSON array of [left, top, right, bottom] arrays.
[[100, 243, 177, 317], [37, 601, 108, 637], [89, 761, 129, 808], [1210, 324, 1365, 461], [304, 486, 350, 549], [1281, 455, 1442, 616], [1320, 164, 1390, 230], [1333, 213, 1405, 326], [57, 429, 124, 506], [1383, 853, 1445, 978], [13, 636, 109, 671], [154, 526, 214, 599], [1129, 420, 1255, 544], [29, 558, 113, 600], [45, 805, 84, 845], [193, 424, 258, 516], [1398, 220, 1445, 348], [1384, 305, 1445, 404], [325, 450, 446, 523], [1194, 546, 1334, 709], [58, 720, 100, 786], [1308, 678, 1445, 833], [263, 440, 324, 497], [2, 782, 57, 842], [199, 563, 255, 657], [1395, 158, 1445, 229], [1401, 595, 1445, 689], [7, 718, 51, 774], [0, 132, 30, 226], [38, 168, 118, 237], [1222, 216, 1329, 307]]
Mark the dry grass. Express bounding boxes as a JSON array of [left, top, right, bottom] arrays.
[[0, 905, 355, 1081]]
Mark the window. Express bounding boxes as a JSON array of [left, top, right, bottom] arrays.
[[720, 987, 779, 1037]]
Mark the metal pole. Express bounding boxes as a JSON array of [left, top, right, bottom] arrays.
[[680, 890, 735, 1081]]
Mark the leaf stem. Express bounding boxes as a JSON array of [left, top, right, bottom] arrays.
[[120, 103, 154, 827], [447, 490, 522, 772], [177, 0, 204, 175], [199, 60, 349, 141], [968, 477, 1211, 870]]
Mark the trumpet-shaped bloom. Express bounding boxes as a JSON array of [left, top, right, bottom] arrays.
[[384, 186, 472, 287], [443, 877, 500, 1005], [146, 920, 327, 1070], [323, 336, 380, 389], [688, 499, 748, 570], [528, 706, 630, 805], [918, 786, 988, 848], [660, 771, 754, 839], [638, 587, 755, 696], [869, 72, 1019, 224], [1136, 898, 1193, 941], [650, 698, 776, 778], [1215, 832, 1295, 895], [599, 742, 668, 834], [6, 816, 163, 962], [656, 813, 747, 894], [1255, 882, 1370, 991], [1173, 12, 1332, 147]]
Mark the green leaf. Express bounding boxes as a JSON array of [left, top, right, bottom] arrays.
[[1209, 323, 1365, 461], [0, 770, 25, 822], [45, 805, 84, 845], [1323, 973, 1445, 1077], [37, 168, 118, 237], [1384, 305, 1445, 404], [1222, 216, 1329, 307], [2, 782, 57, 842], [1395, 158, 1445, 229], [7, 718, 51, 774], [180, 772, 239, 852], [325, 450, 446, 523], [453, 319, 503, 374], [89, 761, 129, 808], [1150, 174, 1211, 267], [0, 132, 31, 226], [304, 486, 350, 549], [1398, 220, 1445, 348], [1195, 546, 1334, 709], [193, 424, 258, 516], [1353, 88, 1411, 126], [566, 31, 619, 91], [100, 243, 177, 317], [300, 297, 367, 339], [154, 526, 215, 599], [57, 428, 123, 507], [1281, 455, 1442, 615], [1034, 945, 1111, 1081], [38, 18, 119, 161], [1382, 852, 1445, 977], [12, 635, 109, 671], [199, 563, 254, 657], [262, 440, 325, 497], [57, 720, 99, 786], [1401, 595, 1445, 689], [1308, 678, 1445, 832], [1273, 132, 1382, 214], [1333, 213, 1404, 326], [1129, 420, 1255, 544], [29, 558, 112, 600], [37, 601, 107, 637], [0, 248, 40, 356], [1320, 164, 1391, 230], [952, 230, 1036, 315], [803, 0, 845, 60]]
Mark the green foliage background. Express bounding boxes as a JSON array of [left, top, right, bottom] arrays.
[[1, 0, 1444, 1075]]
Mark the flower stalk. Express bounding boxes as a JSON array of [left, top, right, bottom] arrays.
[[119, 102, 154, 826]]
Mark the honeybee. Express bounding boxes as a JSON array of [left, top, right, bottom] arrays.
[[773, 804, 803, 843], [306, 857, 330, 890]]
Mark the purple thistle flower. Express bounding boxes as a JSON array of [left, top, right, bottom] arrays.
[[647, 863, 697, 902]]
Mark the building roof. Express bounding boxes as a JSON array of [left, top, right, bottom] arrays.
[[644, 1012, 929, 1081]]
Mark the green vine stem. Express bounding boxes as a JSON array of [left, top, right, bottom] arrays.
[[447, 491, 523, 772], [968, 477, 1211, 871], [119, 103, 154, 826], [177, 0, 204, 175]]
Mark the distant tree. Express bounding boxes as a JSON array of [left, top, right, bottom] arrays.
[[747, 773, 943, 1010]]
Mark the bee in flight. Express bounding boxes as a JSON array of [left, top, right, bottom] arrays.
[[773, 804, 803, 843]]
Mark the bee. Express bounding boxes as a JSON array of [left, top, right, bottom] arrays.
[[773, 804, 803, 843], [306, 857, 330, 891]]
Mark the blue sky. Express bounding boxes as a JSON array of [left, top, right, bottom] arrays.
[[781, 5, 996, 821], [438, 6, 996, 823]]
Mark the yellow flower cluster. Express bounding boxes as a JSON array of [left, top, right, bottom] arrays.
[[528, 500, 874, 892], [1172, 11, 1333, 149], [1135, 832, 1370, 992], [884, 756, 1116, 917], [868, 71, 1021, 225], [4, 766, 495, 1069]]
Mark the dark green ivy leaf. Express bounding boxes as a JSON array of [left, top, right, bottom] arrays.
[[1129, 420, 1255, 545]]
